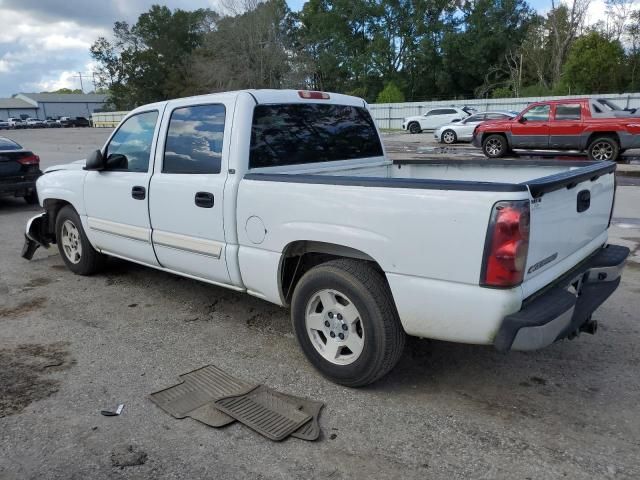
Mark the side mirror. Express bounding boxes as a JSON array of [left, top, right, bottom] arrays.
[[517, 116, 527, 124], [84, 149, 105, 171]]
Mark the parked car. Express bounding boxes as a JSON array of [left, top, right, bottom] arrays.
[[23, 89, 628, 387], [7, 117, 25, 129], [435, 111, 517, 144], [472, 98, 640, 160], [0, 137, 41, 203], [44, 118, 62, 128], [25, 118, 45, 128], [0, 119, 9, 130], [402, 107, 470, 133], [59, 116, 90, 128]]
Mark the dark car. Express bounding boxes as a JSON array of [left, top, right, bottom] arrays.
[[0, 137, 41, 204], [60, 116, 91, 128]]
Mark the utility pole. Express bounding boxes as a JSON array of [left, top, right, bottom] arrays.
[[77, 72, 84, 92]]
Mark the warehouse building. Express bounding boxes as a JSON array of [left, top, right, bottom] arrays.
[[0, 93, 108, 120], [0, 98, 38, 119]]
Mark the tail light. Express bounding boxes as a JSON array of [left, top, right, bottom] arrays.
[[481, 200, 530, 288], [18, 154, 40, 165], [298, 90, 330, 100]]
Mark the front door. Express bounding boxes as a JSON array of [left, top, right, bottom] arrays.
[[148, 100, 231, 284], [511, 105, 550, 149], [84, 110, 161, 266]]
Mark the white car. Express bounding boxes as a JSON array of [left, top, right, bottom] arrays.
[[434, 111, 517, 144], [7, 117, 25, 129], [402, 107, 470, 133], [23, 89, 628, 387], [25, 118, 45, 128]]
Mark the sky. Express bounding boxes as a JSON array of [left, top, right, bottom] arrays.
[[0, 0, 609, 98]]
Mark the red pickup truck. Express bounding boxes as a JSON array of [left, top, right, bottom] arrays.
[[472, 98, 640, 161]]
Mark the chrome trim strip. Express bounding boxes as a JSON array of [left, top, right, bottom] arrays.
[[87, 217, 150, 242], [152, 230, 222, 258]]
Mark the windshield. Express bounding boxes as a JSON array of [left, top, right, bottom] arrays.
[[249, 103, 383, 169]]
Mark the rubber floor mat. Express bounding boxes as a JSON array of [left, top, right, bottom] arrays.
[[215, 385, 312, 441], [149, 365, 256, 427], [269, 391, 324, 441]]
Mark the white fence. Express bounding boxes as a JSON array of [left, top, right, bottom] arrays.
[[369, 93, 640, 130], [91, 111, 128, 128]]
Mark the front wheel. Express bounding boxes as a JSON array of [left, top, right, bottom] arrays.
[[587, 137, 619, 162], [441, 129, 457, 144], [482, 134, 508, 158], [408, 122, 421, 134], [55, 205, 106, 275], [291, 259, 406, 387]]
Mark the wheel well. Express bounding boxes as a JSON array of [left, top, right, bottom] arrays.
[[42, 199, 72, 240], [586, 132, 620, 147], [481, 132, 508, 145], [279, 241, 385, 305]]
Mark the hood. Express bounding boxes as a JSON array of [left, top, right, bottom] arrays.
[[44, 158, 86, 173]]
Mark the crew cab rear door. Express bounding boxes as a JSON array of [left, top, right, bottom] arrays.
[[148, 96, 233, 284], [548, 103, 584, 149]]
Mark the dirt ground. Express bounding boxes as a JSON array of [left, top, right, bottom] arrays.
[[1, 128, 640, 479]]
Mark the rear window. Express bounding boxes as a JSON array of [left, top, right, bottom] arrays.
[[0, 138, 20, 151], [249, 104, 382, 169], [555, 104, 581, 120]]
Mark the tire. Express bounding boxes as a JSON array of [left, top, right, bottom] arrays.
[[441, 129, 457, 144], [587, 136, 619, 162], [55, 205, 106, 275], [482, 134, 508, 158], [24, 190, 38, 205], [291, 259, 406, 387], [408, 122, 421, 134]]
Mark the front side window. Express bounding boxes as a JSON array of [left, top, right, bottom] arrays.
[[105, 111, 158, 172], [163, 104, 225, 174], [249, 104, 383, 169], [555, 104, 582, 121], [522, 105, 550, 122]]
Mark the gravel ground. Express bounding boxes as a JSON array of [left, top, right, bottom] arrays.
[[1, 128, 640, 479]]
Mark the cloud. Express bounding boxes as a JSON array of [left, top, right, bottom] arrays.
[[0, 0, 222, 97]]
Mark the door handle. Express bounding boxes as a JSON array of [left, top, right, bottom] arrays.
[[131, 186, 146, 200], [195, 191, 214, 208]]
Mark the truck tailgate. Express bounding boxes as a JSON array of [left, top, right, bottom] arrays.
[[522, 162, 615, 298]]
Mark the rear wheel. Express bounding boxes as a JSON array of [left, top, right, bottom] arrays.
[[587, 137, 619, 162], [291, 259, 406, 387], [441, 129, 457, 144], [482, 134, 507, 158], [408, 122, 421, 134], [55, 206, 106, 275]]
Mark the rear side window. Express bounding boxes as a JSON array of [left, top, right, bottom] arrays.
[[555, 104, 581, 120], [163, 104, 225, 174], [249, 104, 383, 169]]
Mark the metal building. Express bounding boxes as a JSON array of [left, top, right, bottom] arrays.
[[11, 93, 108, 119], [0, 98, 38, 119]]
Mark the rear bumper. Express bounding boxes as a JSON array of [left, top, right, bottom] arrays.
[[494, 244, 629, 351], [0, 178, 38, 197]]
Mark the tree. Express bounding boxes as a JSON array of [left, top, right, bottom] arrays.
[[562, 30, 624, 93], [189, 0, 297, 93], [90, 6, 217, 109], [376, 81, 405, 103], [548, 0, 591, 87]]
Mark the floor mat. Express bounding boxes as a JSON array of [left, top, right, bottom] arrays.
[[215, 385, 312, 441], [269, 391, 324, 441], [149, 365, 256, 427]]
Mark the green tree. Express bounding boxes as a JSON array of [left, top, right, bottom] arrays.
[[375, 81, 405, 103], [562, 31, 625, 93], [90, 5, 217, 109]]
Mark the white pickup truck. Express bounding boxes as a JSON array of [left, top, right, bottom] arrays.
[[22, 89, 629, 387]]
